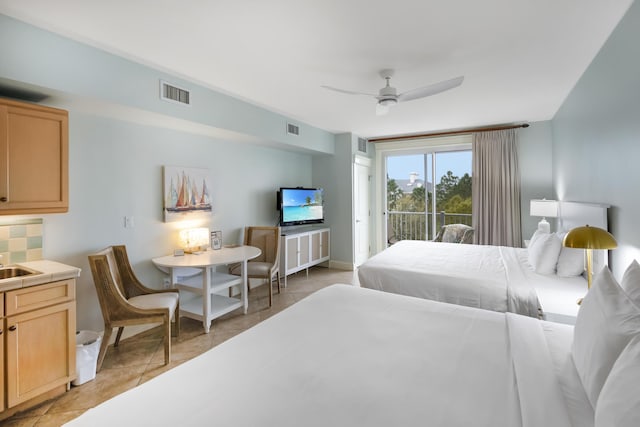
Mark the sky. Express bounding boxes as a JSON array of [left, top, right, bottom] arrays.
[[387, 151, 471, 183]]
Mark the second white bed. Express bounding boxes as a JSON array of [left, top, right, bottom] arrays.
[[358, 239, 587, 319]]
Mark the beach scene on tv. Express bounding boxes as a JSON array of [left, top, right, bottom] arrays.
[[282, 188, 323, 223]]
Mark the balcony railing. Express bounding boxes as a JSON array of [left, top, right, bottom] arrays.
[[387, 211, 472, 242]]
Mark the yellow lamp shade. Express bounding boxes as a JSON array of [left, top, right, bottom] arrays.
[[562, 225, 617, 250]]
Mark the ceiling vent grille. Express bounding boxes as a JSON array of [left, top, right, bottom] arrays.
[[357, 137, 368, 153], [286, 122, 300, 136], [160, 80, 190, 106]]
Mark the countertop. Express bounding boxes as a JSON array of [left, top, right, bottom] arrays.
[[0, 260, 81, 292]]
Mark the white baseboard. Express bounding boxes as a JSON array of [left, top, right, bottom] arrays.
[[329, 260, 354, 271]]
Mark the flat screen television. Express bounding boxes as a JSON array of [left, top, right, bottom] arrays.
[[278, 187, 324, 226]]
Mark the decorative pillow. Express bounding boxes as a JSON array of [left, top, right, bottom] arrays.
[[572, 266, 640, 408], [621, 260, 640, 309], [460, 228, 474, 244], [556, 232, 585, 277], [595, 334, 640, 427], [528, 232, 561, 274], [441, 224, 473, 243]]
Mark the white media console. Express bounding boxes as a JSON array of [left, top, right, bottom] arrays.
[[280, 226, 330, 287]]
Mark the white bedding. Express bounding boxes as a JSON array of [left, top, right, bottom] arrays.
[[358, 240, 586, 319], [64, 284, 589, 427]]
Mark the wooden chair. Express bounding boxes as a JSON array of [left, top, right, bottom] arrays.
[[88, 245, 180, 371], [229, 226, 281, 306]]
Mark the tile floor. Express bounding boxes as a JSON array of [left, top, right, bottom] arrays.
[[3, 266, 358, 427]]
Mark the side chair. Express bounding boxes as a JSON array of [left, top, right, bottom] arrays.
[[88, 245, 179, 371]]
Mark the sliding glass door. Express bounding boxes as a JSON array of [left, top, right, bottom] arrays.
[[385, 149, 472, 244]]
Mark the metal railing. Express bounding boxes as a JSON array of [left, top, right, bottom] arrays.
[[387, 211, 472, 241]]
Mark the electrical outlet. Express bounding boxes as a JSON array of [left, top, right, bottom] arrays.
[[163, 277, 171, 289]]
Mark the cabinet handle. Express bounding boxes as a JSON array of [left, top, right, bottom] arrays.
[[0, 196, 7, 202], [0, 329, 3, 335], [9, 325, 17, 331]]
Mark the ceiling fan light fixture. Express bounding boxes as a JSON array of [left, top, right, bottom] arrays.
[[378, 97, 397, 107]]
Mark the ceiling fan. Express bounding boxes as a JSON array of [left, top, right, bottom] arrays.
[[321, 69, 464, 115]]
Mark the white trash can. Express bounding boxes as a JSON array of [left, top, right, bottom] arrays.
[[72, 330, 102, 386]]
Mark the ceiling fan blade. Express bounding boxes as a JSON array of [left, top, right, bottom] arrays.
[[397, 76, 464, 103], [321, 85, 377, 97], [376, 103, 390, 116]]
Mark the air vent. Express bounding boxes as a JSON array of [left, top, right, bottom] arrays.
[[357, 137, 368, 153], [160, 80, 190, 106], [286, 122, 300, 136]]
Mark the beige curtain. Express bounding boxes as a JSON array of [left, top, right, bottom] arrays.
[[472, 129, 522, 247]]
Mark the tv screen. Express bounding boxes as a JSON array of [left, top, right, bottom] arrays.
[[279, 187, 324, 226]]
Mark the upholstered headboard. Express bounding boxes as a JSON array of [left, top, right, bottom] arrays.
[[557, 201, 611, 271]]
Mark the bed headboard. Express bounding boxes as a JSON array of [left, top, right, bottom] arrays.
[[557, 201, 609, 232], [557, 201, 611, 270]]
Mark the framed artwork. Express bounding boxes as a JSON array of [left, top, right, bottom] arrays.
[[163, 166, 212, 222], [211, 230, 222, 250]]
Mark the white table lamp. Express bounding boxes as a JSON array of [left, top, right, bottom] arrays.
[[530, 199, 558, 233], [179, 227, 210, 253]]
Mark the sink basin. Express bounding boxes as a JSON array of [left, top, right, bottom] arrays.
[[0, 266, 38, 280]]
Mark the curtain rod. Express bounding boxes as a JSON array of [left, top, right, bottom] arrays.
[[368, 122, 530, 143]]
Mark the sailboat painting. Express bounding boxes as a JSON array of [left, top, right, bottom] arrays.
[[163, 166, 212, 222]]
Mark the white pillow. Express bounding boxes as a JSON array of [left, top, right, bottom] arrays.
[[528, 232, 561, 274], [595, 334, 640, 427], [556, 231, 585, 277], [528, 229, 546, 251], [572, 267, 640, 407], [621, 259, 640, 309]]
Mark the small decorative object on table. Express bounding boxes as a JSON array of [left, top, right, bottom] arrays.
[[211, 230, 222, 250]]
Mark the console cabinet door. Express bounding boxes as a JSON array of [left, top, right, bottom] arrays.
[[298, 234, 310, 267], [0, 99, 69, 214], [310, 229, 330, 263], [5, 301, 76, 408]]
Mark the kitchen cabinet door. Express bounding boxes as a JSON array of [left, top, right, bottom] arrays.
[[0, 99, 68, 214], [5, 301, 75, 408]]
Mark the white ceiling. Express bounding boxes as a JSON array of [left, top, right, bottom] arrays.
[[0, 0, 633, 138]]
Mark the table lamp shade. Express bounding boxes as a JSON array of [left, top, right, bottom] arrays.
[[179, 227, 210, 252], [530, 199, 559, 218], [562, 225, 617, 250]]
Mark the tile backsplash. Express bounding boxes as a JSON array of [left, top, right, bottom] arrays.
[[0, 218, 43, 264]]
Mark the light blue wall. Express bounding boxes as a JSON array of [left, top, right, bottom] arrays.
[[312, 133, 355, 267], [0, 14, 349, 333], [518, 121, 554, 239], [551, 1, 640, 278]]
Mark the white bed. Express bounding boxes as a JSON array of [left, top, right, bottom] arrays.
[[65, 284, 591, 427], [359, 201, 609, 321]]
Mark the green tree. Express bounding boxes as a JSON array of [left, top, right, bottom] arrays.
[[410, 186, 426, 212], [436, 171, 459, 209], [435, 171, 472, 215], [387, 178, 404, 210]]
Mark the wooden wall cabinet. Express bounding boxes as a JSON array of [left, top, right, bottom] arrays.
[[1, 279, 76, 413], [281, 227, 330, 286], [0, 98, 69, 214], [0, 293, 4, 414]]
